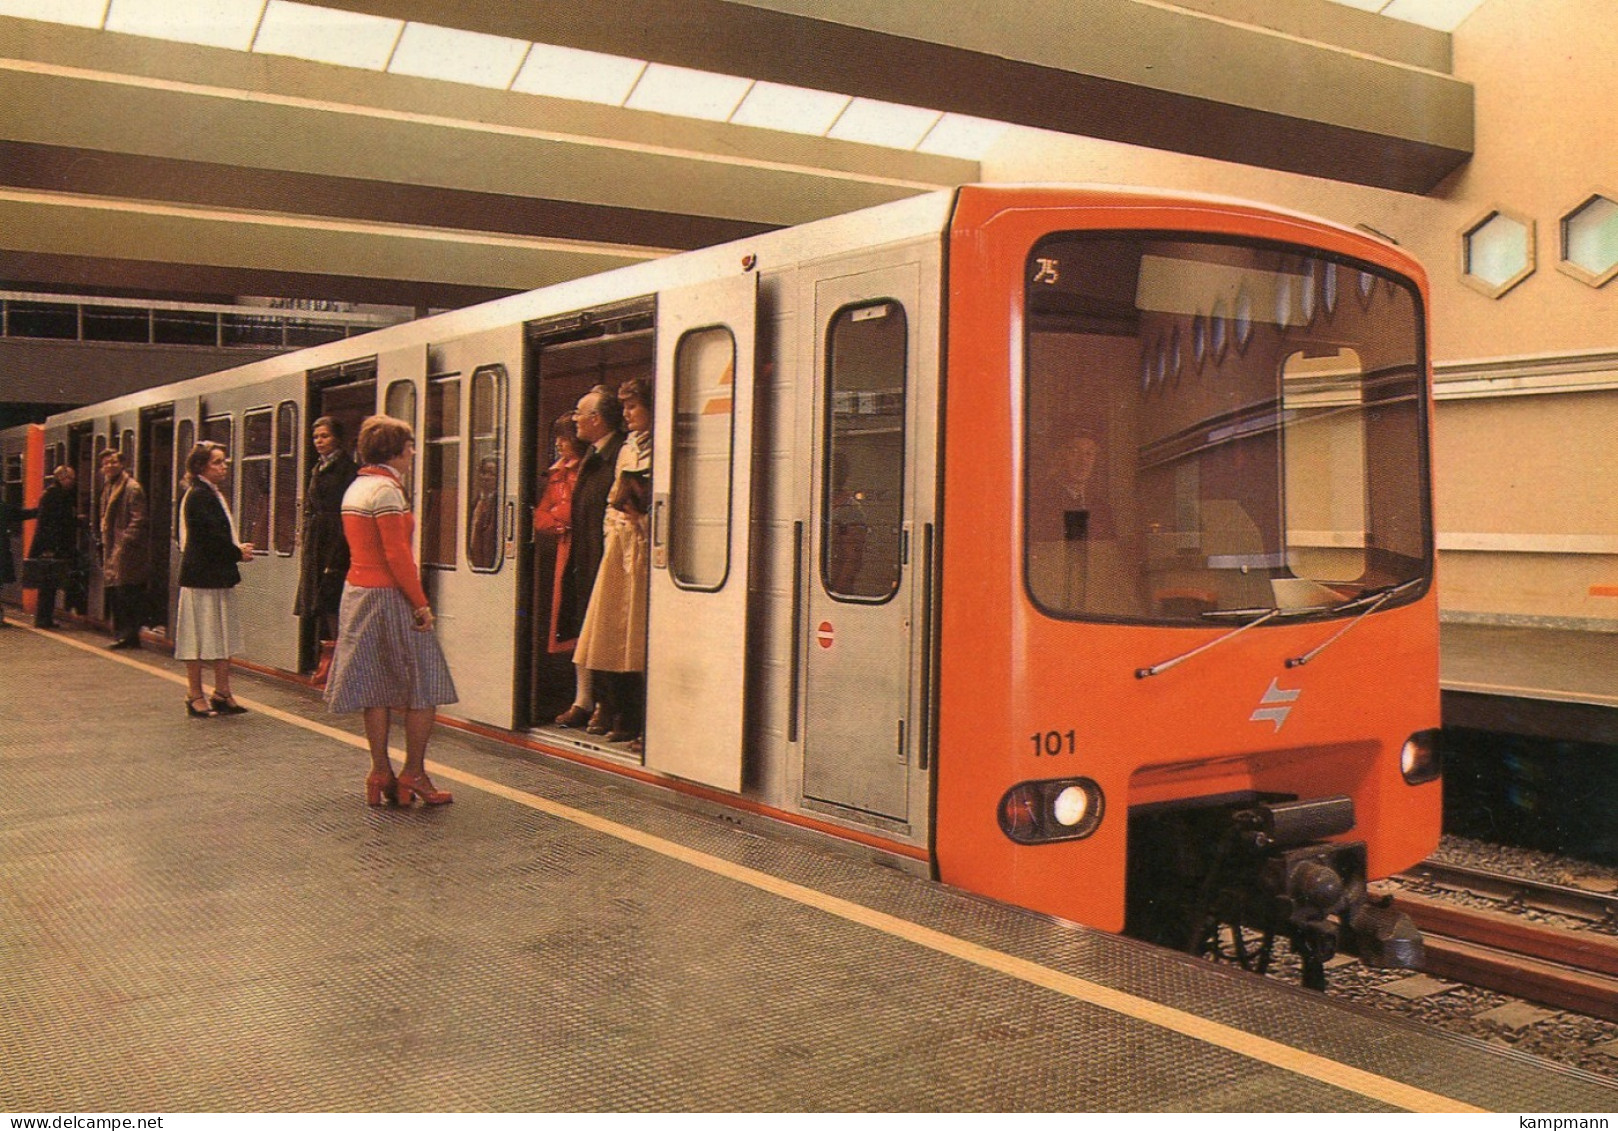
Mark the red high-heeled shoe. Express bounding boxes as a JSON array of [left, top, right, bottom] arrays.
[[396, 769, 452, 806], [365, 770, 399, 807]]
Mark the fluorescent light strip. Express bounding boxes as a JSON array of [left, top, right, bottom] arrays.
[[10, 0, 996, 158]]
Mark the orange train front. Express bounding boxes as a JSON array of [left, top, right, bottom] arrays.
[[933, 187, 1442, 984]]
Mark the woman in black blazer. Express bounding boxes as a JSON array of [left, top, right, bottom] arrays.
[[174, 442, 254, 717]]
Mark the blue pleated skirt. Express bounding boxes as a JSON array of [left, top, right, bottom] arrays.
[[325, 584, 458, 713]]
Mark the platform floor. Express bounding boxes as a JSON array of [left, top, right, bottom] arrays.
[[3, 619, 1616, 1113]]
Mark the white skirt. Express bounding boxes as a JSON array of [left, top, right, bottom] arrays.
[[173, 586, 244, 661]]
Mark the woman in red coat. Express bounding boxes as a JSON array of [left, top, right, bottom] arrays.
[[533, 411, 587, 655]]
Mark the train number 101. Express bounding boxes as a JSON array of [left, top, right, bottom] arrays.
[[1029, 730, 1077, 757]]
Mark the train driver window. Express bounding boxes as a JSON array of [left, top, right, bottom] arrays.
[[465, 365, 507, 572], [1025, 233, 1427, 624], [822, 301, 907, 602]]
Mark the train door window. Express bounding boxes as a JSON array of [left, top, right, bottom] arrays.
[[385, 380, 418, 495], [465, 365, 506, 573], [3, 452, 20, 512], [121, 429, 134, 464], [669, 327, 736, 590], [239, 408, 274, 551], [423, 375, 461, 568], [201, 415, 233, 502], [274, 401, 299, 556], [822, 301, 907, 602], [174, 418, 195, 536], [92, 435, 106, 527]]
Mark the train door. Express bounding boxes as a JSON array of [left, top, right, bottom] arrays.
[[420, 327, 522, 728], [800, 263, 935, 823], [137, 405, 174, 635], [644, 274, 758, 790]]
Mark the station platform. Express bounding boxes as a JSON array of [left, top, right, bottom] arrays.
[[1440, 622, 1618, 744], [3, 618, 1617, 1113]]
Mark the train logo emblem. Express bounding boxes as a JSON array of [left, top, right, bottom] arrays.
[[1250, 678, 1301, 732], [817, 621, 834, 649]]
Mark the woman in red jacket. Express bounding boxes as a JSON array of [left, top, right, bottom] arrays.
[[325, 415, 458, 807], [532, 411, 586, 656]]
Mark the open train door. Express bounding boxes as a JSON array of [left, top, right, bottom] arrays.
[[644, 272, 758, 790]]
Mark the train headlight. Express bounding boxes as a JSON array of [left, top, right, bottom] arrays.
[[1399, 729, 1442, 785], [998, 778, 1105, 844]]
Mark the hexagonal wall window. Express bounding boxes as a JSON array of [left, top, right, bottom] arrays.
[[1461, 208, 1534, 298], [1559, 193, 1618, 286]]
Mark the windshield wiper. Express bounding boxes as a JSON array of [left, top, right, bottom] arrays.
[[1284, 578, 1425, 669], [1135, 607, 1284, 679]]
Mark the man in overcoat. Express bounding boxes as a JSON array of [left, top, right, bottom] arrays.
[[98, 450, 151, 649], [552, 385, 625, 727]]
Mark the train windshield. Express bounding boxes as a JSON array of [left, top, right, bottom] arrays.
[[1024, 232, 1430, 624]]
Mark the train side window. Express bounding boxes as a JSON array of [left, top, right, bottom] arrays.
[[239, 408, 274, 551], [274, 401, 299, 556], [465, 365, 506, 573], [669, 326, 736, 590], [822, 300, 907, 603], [3, 452, 20, 511], [423, 375, 461, 568], [174, 419, 194, 537]]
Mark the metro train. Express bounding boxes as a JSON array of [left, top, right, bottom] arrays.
[[1, 185, 1442, 984]]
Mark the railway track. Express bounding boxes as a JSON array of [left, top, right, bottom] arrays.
[[1385, 861, 1618, 1022]]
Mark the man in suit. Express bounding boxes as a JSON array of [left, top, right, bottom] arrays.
[[552, 384, 625, 727], [28, 465, 80, 629], [98, 450, 151, 649]]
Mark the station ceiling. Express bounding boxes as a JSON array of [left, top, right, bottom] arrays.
[[0, 0, 1475, 312]]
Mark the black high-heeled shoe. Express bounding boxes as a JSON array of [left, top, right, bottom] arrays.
[[210, 694, 249, 716], [186, 696, 216, 718]]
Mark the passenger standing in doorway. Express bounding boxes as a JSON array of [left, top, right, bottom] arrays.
[[532, 411, 586, 654], [294, 416, 357, 682], [573, 377, 653, 751], [98, 449, 151, 650], [27, 466, 79, 629], [326, 415, 458, 807], [552, 386, 625, 729], [175, 442, 254, 717], [0, 492, 39, 628]]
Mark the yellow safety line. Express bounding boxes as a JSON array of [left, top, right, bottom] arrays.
[[21, 621, 1485, 1113]]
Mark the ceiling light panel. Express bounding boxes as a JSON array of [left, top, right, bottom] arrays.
[[105, 0, 265, 50], [0, 0, 108, 27], [625, 63, 753, 122], [829, 98, 942, 149], [1377, 0, 1488, 31], [387, 21, 530, 89], [918, 114, 1010, 160], [730, 81, 850, 135], [253, 0, 401, 69], [511, 43, 646, 105]]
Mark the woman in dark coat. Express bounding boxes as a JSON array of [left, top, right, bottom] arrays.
[[0, 495, 40, 625], [175, 442, 254, 717], [294, 416, 358, 653], [26, 466, 79, 628]]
